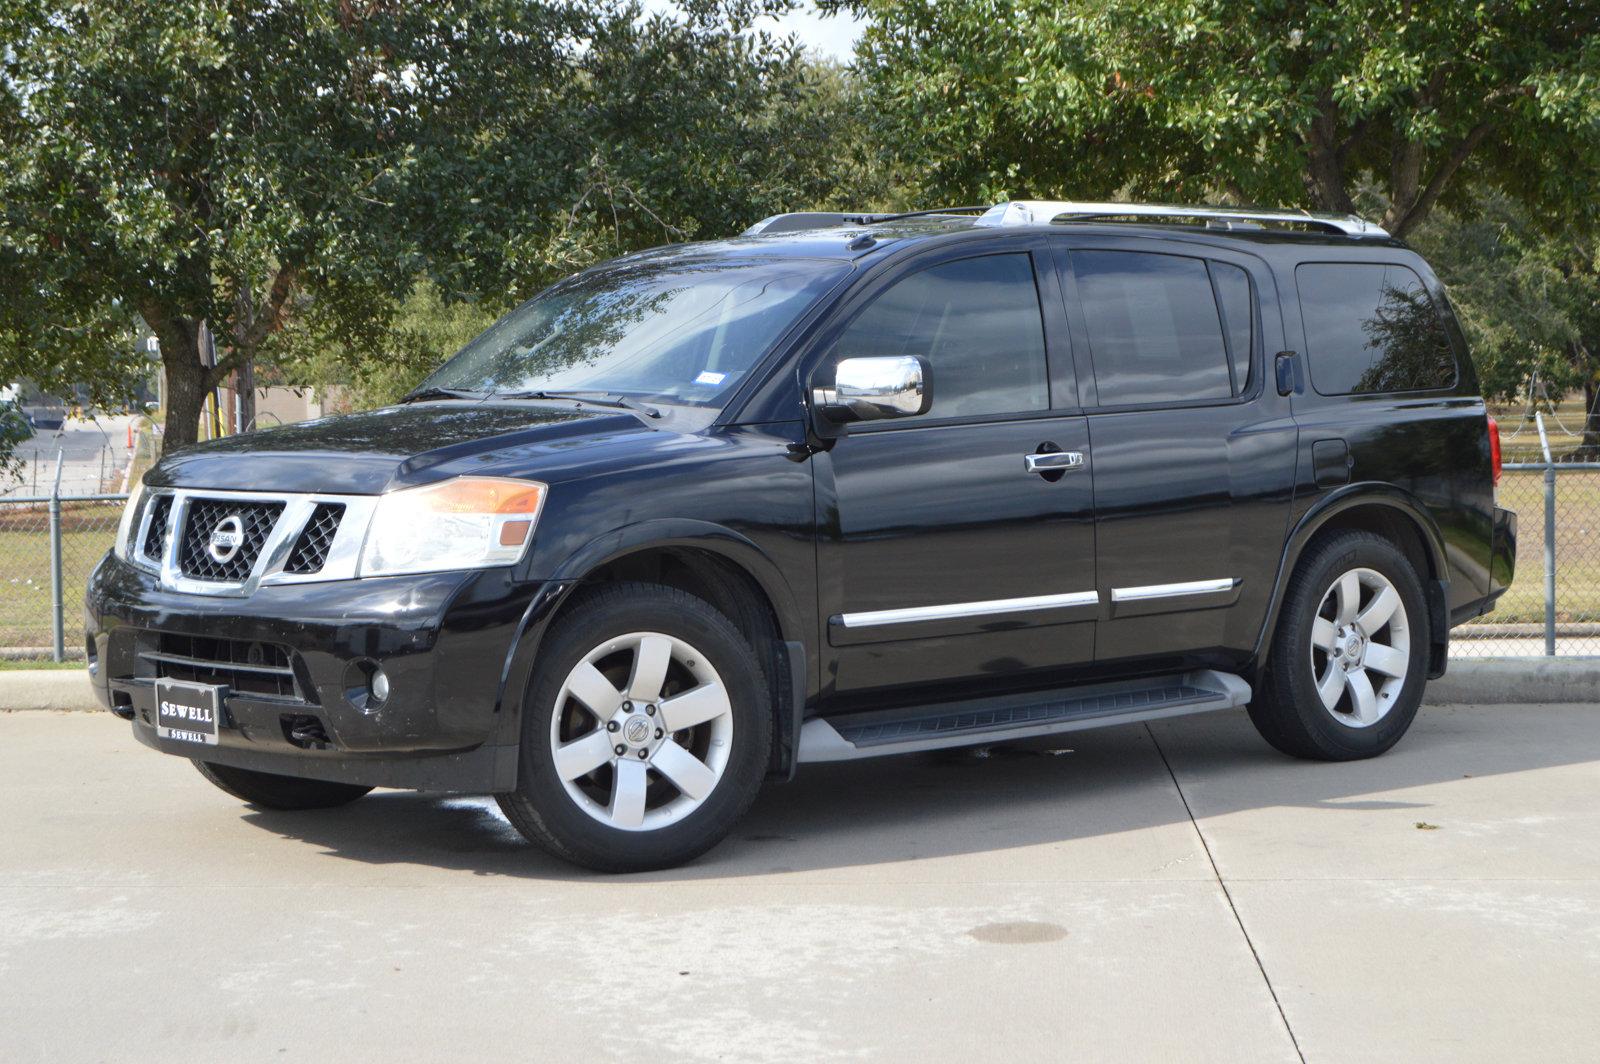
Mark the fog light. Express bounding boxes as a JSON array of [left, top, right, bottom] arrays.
[[370, 665, 390, 703]]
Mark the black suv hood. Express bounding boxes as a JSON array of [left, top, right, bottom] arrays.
[[147, 402, 650, 494]]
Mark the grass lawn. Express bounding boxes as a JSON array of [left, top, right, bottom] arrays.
[[0, 659, 84, 670], [1466, 469, 1600, 625], [0, 502, 120, 652]]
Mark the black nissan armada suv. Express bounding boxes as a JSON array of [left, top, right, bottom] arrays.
[[87, 201, 1517, 872]]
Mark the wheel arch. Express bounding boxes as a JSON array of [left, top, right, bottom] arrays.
[[1252, 485, 1452, 679], [492, 520, 812, 778]]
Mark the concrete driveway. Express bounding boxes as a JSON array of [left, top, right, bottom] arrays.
[[2, 703, 1597, 1063]]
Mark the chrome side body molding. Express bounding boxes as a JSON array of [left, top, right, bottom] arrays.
[[1110, 578, 1239, 603], [837, 590, 1098, 629], [837, 579, 1240, 630]]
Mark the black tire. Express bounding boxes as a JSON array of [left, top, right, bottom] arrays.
[[496, 582, 773, 873], [1248, 530, 1431, 761], [193, 760, 373, 810]]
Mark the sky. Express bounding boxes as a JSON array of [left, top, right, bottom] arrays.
[[764, 3, 866, 61], [640, 1, 867, 63]]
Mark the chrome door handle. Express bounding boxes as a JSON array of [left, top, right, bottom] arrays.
[[1024, 451, 1084, 474]]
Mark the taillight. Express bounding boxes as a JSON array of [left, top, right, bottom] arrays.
[[1487, 415, 1502, 485]]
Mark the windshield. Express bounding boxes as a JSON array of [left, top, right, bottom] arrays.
[[419, 256, 848, 407]]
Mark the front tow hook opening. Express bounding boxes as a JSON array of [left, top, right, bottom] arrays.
[[282, 714, 332, 750]]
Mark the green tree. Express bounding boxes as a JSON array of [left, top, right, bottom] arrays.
[[1412, 191, 1600, 450], [840, 0, 1600, 237], [1, 0, 842, 451]]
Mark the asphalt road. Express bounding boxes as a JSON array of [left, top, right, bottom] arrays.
[[3, 413, 136, 497], [3, 703, 1598, 1063]]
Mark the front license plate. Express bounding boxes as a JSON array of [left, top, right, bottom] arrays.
[[154, 679, 224, 745]]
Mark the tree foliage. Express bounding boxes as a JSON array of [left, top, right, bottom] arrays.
[[0, 0, 859, 450], [1412, 190, 1600, 445], [841, 0, 1600, 236]]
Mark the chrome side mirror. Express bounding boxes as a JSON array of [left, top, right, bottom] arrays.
[[813, 356, 931, 422]]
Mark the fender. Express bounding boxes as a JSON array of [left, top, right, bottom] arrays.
[[1251, 483, 1452, 672], [490, 518, 814, 751]]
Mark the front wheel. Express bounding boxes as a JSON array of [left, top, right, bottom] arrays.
[[496, 583, 772, 873], [1248, 530, 1430, 761]]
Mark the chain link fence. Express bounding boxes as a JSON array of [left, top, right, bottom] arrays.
[[0, 470, 1596, 663], [1453, 462, 1600, 657], [1, 492, 125, 660]]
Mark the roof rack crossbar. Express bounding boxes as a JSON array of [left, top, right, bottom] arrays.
[[973, 200, 1388, 238]]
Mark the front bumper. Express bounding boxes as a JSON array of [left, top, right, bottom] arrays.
[[85, 554, 548, 792]]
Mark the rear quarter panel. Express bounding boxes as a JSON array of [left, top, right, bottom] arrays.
[[1271, 243, 1496, 616]]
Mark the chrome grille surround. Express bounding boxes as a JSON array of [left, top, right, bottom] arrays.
[[127, 488, 379, 597]]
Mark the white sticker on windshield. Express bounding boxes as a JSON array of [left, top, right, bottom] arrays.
[[694, 371, 727, 386]]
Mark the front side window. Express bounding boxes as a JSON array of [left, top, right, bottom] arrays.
[[833, 253, 1049, 421], [1297, 263, 1456, 395], [420, 256, 848, 407], [1072, 250, 1236, 406]]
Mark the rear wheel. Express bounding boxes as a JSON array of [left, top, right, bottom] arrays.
[[1248, 530, 1430, 760], [496, 583, 772, 873], [193, 761, 372, 810]]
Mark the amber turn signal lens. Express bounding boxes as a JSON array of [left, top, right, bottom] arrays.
[[403, 477, 546, 515], [499, 519, 533, 547]]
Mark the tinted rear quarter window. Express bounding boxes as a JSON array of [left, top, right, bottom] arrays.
[[1210, 261, 1254, 394], [835, 252, 1048, 420], [1071, 250, 1235, 406], [1297, 263, 1456, 395]]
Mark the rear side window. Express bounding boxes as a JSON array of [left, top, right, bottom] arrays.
[[1071, 250, 1235, 406], [835, 253, 1048, 420], [1210, 261, 1254, 394], [1296, 263, 1456, 394]]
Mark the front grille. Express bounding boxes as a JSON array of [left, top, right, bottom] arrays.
[[284, 503, 344, 574], [141, 495, 173, 560], [143, 632, 303, 700], [178, 499, 283, 582]]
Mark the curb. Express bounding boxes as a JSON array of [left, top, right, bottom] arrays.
[[1424, 658, 1600, 706], [1, 659, 1597, 715], [0, 669, 98, 712]]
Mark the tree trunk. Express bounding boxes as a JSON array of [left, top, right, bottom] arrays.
[[156, 318, 209, 451]]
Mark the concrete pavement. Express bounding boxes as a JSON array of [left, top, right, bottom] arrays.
[[2, 704, 1598, 1063]]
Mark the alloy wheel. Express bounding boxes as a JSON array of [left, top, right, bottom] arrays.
[[1308, 567, 1410, 728], [548, 631, 734, 831]]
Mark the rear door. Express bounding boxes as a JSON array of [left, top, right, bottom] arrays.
[[811, 240, 1098, 709], [1051, 236, 1299, 667]]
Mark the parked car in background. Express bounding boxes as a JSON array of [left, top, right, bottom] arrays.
[[86, 201, 1514, 872], [3, 381, 68, 431]]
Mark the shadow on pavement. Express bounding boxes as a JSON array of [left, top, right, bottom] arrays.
[[234, 704, 1600, 881]]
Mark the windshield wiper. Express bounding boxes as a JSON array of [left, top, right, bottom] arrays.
[[398, 386, 487, 404], [499, 389, 662, 419]]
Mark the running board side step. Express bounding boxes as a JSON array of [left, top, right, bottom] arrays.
[[797, 669, 1250, 763]]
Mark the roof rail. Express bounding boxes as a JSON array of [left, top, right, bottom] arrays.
[[742, 206, 989, 237], [973, 200, 1389, 238]]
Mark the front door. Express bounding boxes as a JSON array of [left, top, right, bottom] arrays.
[[811, 245, 1098, 710]]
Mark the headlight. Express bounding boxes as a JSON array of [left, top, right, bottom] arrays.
[[113, 484, 146, 562], [358, 477, 547, 577]]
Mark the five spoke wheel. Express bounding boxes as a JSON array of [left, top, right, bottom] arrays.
[[549, 631, 734, 831], [1309, 566, 1410, 728]]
